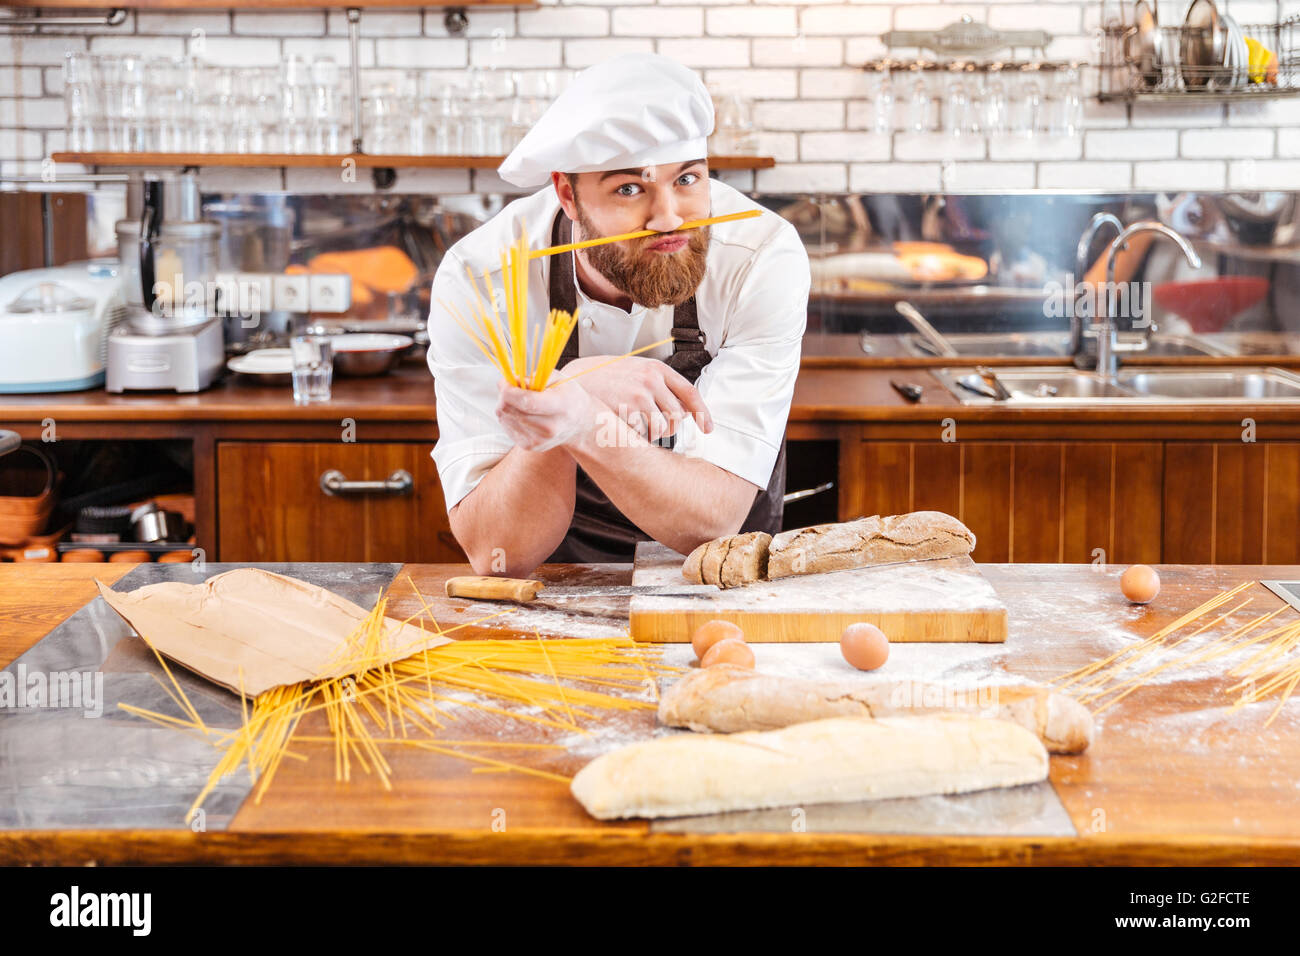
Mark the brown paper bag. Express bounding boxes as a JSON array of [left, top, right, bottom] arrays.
[[96, 568, 451, 697]]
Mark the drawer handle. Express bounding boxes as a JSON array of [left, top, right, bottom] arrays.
[[320, 469, 413, 497]]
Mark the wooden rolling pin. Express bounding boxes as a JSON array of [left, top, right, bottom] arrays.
[[445, 576, 547, 602]]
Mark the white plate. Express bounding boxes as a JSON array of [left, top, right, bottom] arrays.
[[1222, 14, 1249, 87], [330, 333, 414, 352], [228, 348, 294, 375]]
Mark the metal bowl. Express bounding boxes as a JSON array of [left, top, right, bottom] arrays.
[[330, 333, 414, 377]]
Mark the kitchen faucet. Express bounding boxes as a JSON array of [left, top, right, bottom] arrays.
[[1097, 221, 1201, 381], [1071, 212, 1124, 360]]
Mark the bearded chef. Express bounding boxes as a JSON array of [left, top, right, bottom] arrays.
[[427, 53, 810, 575]]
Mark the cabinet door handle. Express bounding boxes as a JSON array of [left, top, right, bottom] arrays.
[[320, 469, 413, 497]]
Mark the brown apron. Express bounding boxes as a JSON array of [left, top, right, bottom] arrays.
[[544, 210, 787, 563]]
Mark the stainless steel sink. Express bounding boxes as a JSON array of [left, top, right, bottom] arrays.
[[1122, 369, 1300, 400], [936, 366, 1300, 405], [905, 332, 1229, 359]]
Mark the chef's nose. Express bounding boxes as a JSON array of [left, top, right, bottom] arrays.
[[644, 179, 685, 233]]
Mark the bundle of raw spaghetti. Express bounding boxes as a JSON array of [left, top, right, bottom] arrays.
[[1052, 581, 1300, 721], [120, 575, 681, 815], [444, 209, 763, 391], [444, 223, 579, 391]]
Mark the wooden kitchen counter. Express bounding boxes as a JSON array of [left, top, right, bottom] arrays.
[[2, 339, 1300, 428], [2, 560, 1299, 866]]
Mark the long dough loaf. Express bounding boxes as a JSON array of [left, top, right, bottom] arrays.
[[658, 664, 1093, 754], [570, 714, 1048, 820], [681, 511, 975, 587]]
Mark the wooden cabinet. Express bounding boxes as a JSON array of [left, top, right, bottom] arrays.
[[843, 441, 1165, 564], [216, 442, 465, 563], [1163, 443, 1300, 565], [843, 439, 1300, 565]]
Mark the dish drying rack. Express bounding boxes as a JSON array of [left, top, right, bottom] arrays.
[[1098, 0, 1300, 101]]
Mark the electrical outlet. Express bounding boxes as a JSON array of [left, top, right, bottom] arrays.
[[272, 274, 310, 313], [308, 273, 353, 314]]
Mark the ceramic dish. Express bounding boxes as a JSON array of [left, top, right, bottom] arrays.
[[227, 348, 294, 382]]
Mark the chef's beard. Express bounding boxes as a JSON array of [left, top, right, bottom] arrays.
[[571, 201, 709, 309]]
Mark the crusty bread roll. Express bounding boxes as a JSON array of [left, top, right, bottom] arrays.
[[681, 511, 975, 587], [682, 531, 771, 589], [571, 713, 1049, 820], [658, 664, 1092, 754], [767, 511, 975, 580]]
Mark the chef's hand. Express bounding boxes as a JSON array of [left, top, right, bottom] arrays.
[[494, 378, 607, 453], [551, 356, 713, 442]]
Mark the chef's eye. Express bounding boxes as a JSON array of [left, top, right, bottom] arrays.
[[677, 172, 701, 186], [616, 183, 642, 197]]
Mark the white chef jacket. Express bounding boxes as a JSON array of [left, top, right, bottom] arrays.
[[426, 177, 810, 514]]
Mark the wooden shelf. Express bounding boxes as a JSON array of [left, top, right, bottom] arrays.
[[8, 0, 526, 9], [51, 152, 776, 171]]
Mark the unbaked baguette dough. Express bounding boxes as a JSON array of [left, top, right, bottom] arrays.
[[680, 511, 975, 588], [571, 714, 1048, 820], [658, 664, 1092, 754]]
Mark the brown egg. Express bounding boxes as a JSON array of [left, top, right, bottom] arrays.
[[1121, 564, 1161, 604], [691, 619, 744, 660], [700, 638, 755, 670], [841, 622, 890, 671]]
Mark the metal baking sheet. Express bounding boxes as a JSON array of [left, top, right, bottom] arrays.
[[651, 780, 1076, 836], [0, 562, 401, 831], [1261, 581, 1300, 614]]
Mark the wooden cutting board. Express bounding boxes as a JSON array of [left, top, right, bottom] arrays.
[[629, 541, 1007, 644]]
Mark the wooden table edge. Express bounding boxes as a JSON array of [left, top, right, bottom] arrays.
[[1, 830, 1297, 867]]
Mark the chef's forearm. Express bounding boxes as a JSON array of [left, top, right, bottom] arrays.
[[448, 445, 576, 576], [565, 413, 756, 555]]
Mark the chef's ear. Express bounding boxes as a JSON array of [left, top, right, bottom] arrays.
[[552, 171, 580, 221]]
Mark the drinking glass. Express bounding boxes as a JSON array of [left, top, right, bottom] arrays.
[[712, 93, 757, 155], [866, 64, 895, 134], [364, 81, 405, 154], [509, 71, 554, 151], [432, 84, 466, 155], [63, 52, 97, 151], [977, 64, 1009, 135], [905, 63, 933, 133], [281, 76, 314, 154], [465, 68, 511, 155], [1009, 66, 1042, 138], [943, 63, 971, 137], [290, 335, 333, 404], [311, 58, 345, 154]]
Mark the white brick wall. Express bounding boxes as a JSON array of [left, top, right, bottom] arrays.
[[2, 0, 1296, 195]]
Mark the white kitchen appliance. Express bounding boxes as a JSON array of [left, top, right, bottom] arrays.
[[0, 261, 129, 393], [105, 172, 226, 393]]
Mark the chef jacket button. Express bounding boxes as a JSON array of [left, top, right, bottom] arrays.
[[581, 317, 593, 329]]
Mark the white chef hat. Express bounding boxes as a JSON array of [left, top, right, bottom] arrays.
[[497, 53, 714, 188]]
